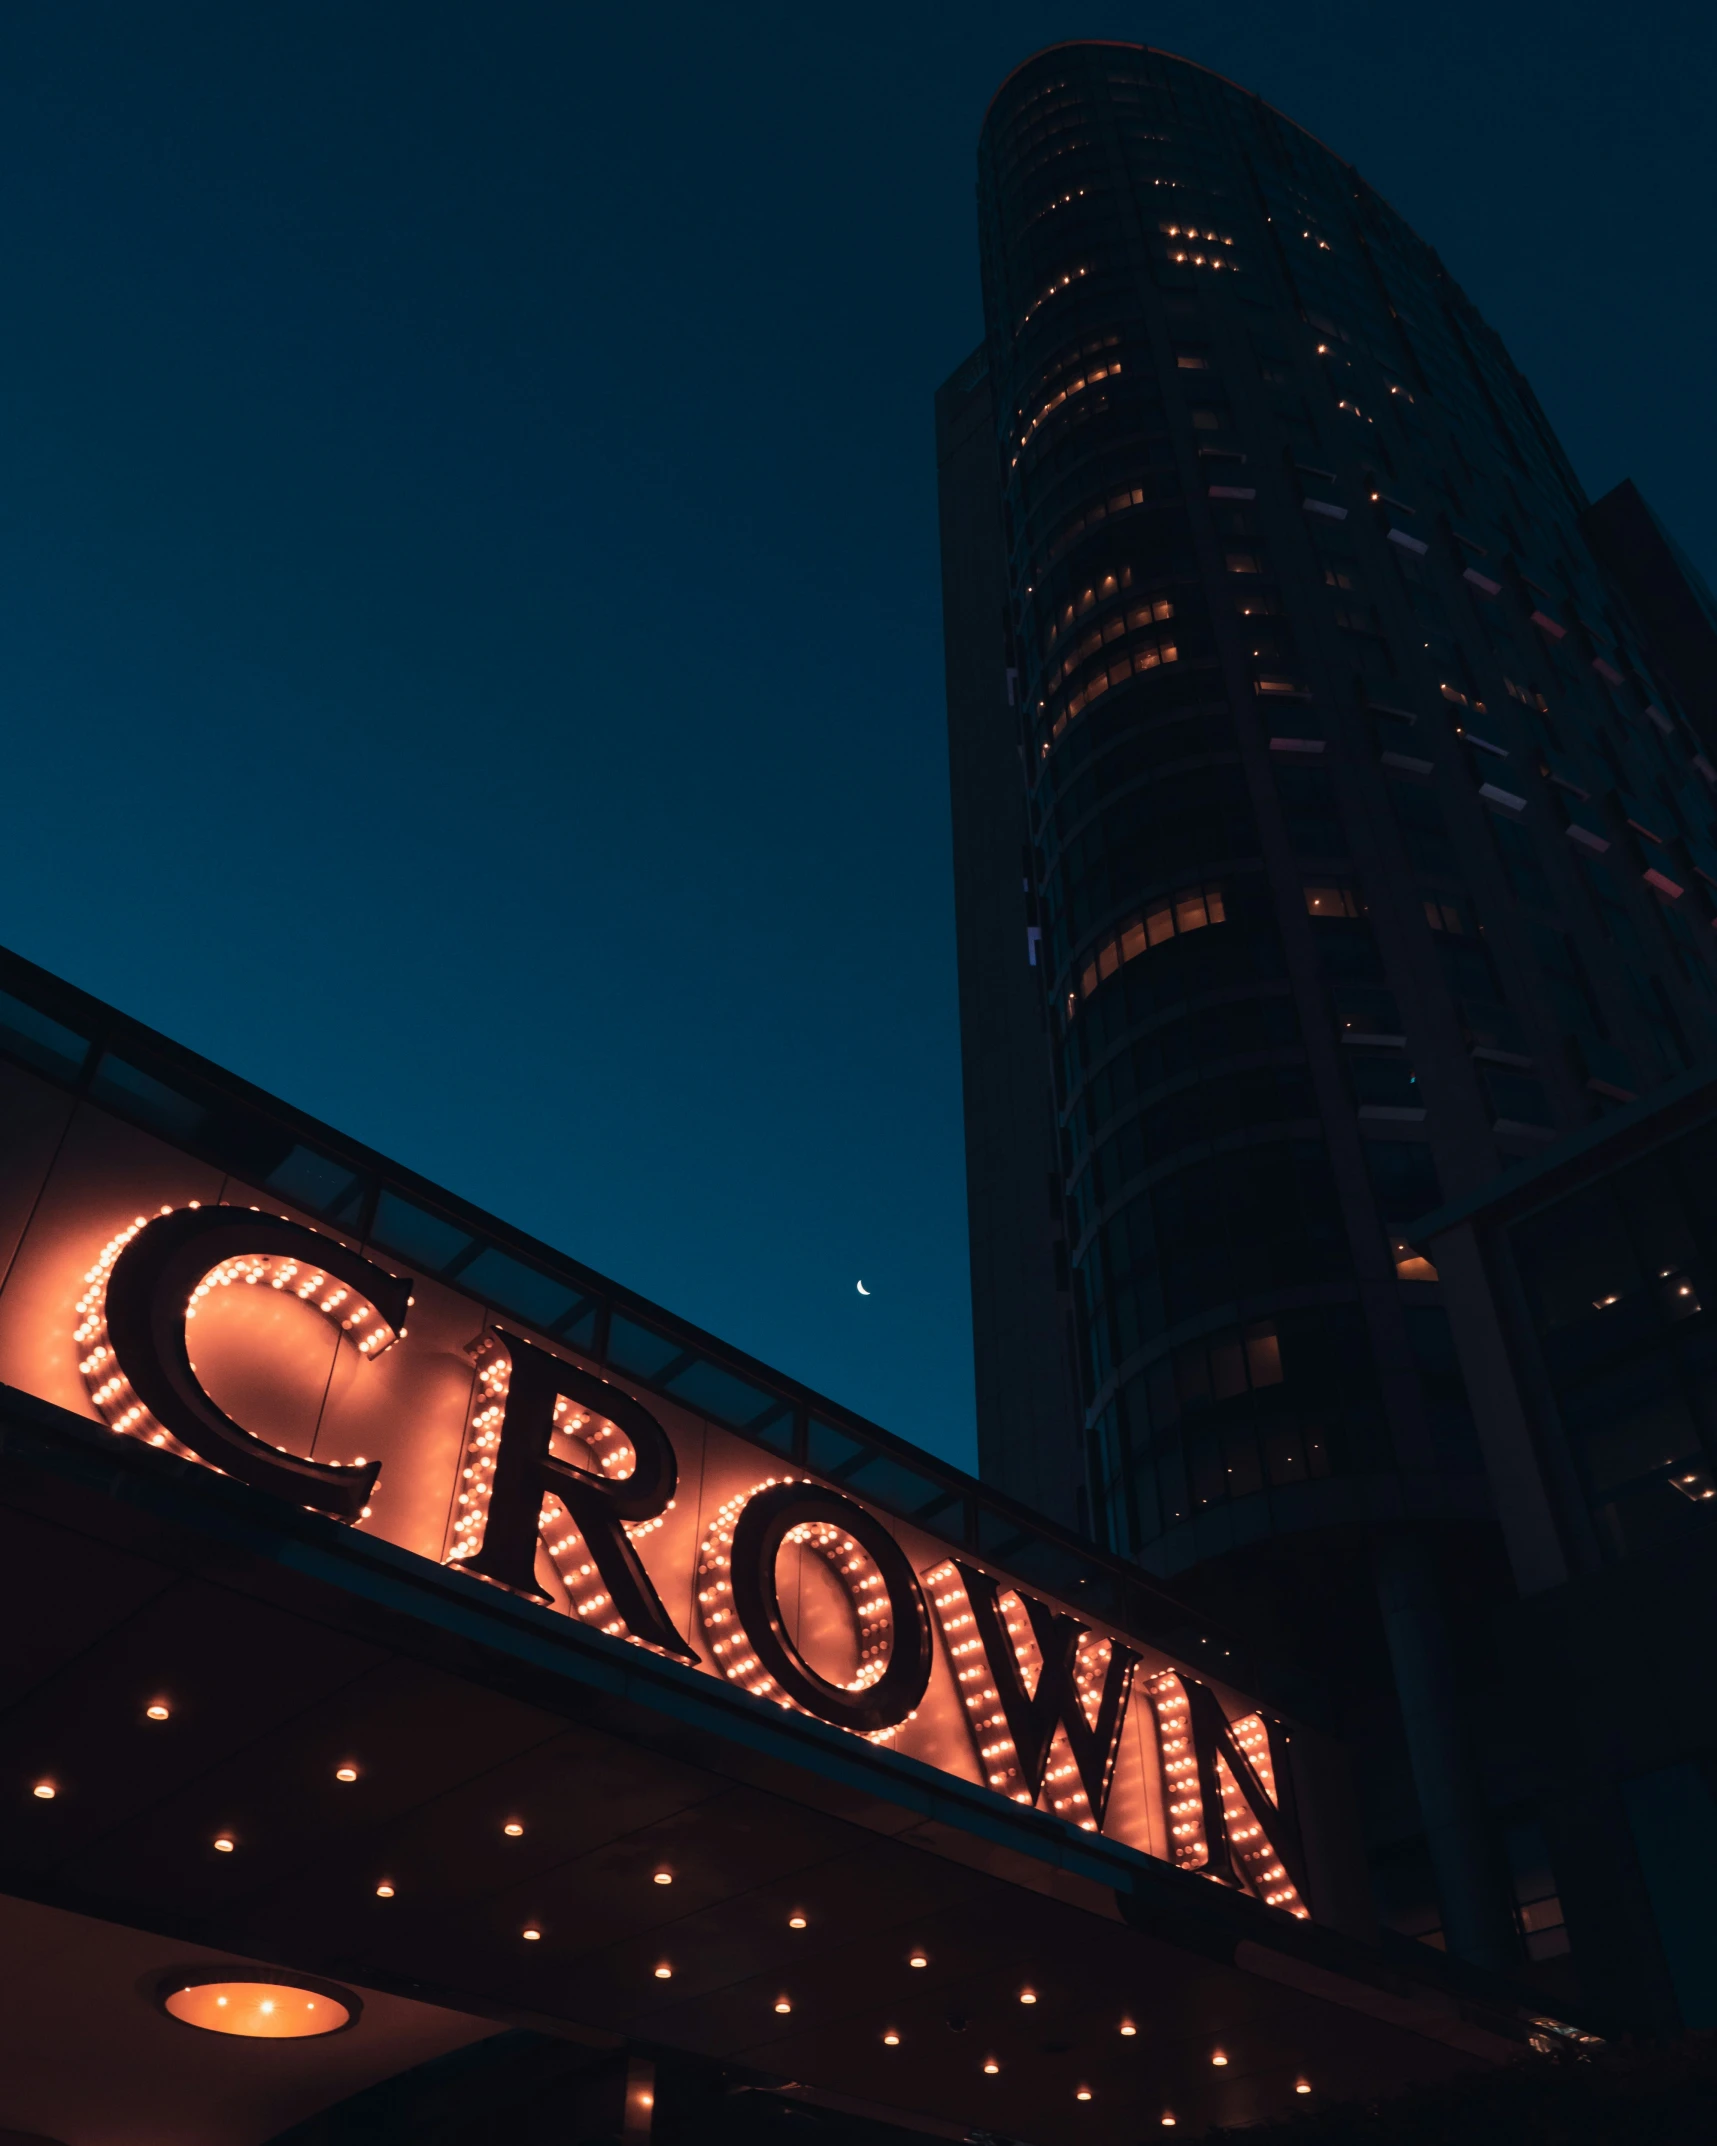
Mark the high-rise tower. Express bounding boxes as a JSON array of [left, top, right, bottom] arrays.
[[941, 41, 1717, 1995]]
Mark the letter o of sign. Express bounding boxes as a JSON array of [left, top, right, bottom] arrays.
[[718, 1480, 932, 1735]]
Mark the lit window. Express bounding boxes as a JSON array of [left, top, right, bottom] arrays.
[[1304, 885, 1361, 918], [1076, 885, 1226, 999], [1041, 595, 1175, 696]]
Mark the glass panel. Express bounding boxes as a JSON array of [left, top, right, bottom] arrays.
[[975, 1505, 1111, 1608], [1623, 1765, 1717, 2028], [89, 1055, 206, 1142], [605, 1315, 685, 1381], [0, 991, 88, 1081], [662, 1355, 791, 1433], [459, 1246, 584, 1334], [807, 1418, 965, 1531], [558, 1301, 600, 1349], [265, 1144, 365, 1220], [371, 1190, 473, 1273]]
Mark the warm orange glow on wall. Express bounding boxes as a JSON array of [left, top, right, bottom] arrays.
[[162, 1979, 352, 2039], [74, 1207, 402, 1470], [15, 1150, 1324, 1925]]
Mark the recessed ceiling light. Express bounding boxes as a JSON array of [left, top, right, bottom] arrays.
[[521, 1926, 542, 1942], [653, 1963, 672, 1979], [774, 1997, 792, 2014], [503, 1821, 524, 1837], [1076, 2087, 1093, 2102], [375, 1881, 395, 1898], [907, 1951, 928, 1969], [213, 1835, 235, 1853], [652, 1869, 673, 1885], [983, 2060, 1000, 2075], [788, 1912, 807, 1929], [160, 1973, 358, 2040], [145, 1702, 170, 1722], [1211, 2051, 1228, 2067], [1018, 1987, 1037, 2005], [1295, 2080, 1312, 2095], [334, 1765, 359, 1783], [31, 1781, 55, 1801], [1120, 2021, 1137, 2037], [882, 2031, 900, 2046]]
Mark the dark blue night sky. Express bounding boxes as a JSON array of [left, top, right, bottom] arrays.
[[0, 2, 1709, 1472]]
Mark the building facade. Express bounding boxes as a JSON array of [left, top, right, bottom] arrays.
[[1417, 1067, 1717, 2033], [940, 39, 1717, 2009]]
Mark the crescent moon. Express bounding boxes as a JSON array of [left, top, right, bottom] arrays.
[[856, 1280, 870, 1296]]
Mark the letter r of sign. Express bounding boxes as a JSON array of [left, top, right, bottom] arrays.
[[463, 1329, 697, 1661]]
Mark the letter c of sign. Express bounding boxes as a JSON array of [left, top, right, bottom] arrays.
[[103, 1207, 411, 1520], [728, 1481, 933, 1734]]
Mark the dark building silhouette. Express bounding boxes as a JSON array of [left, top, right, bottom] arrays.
[[939, 348, 1086, 1525], [1583, 477, 1717, 765], [940, 40, 1717, 2011], [1418, 1064, 1717, 2034]]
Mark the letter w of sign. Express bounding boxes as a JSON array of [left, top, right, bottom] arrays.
[[933, 1561, 1140, 1829]]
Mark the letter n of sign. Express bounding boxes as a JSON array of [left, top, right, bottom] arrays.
[[925, 1560, 1140, 1830], [1145, 1670, 1308, 1915]]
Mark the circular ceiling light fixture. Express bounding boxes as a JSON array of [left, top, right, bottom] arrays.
[[158, 1969, 359, 2040]]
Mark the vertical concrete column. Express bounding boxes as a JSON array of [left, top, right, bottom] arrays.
[[1373, 1530, 1519, 1970]]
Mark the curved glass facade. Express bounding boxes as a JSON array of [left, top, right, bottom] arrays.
[[970, 43, 1717, 1577]]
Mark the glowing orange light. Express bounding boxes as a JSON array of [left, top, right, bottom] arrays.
[[908, 1951, 928, 1969], [1076, 2087, 1093, 2101], [145, 1702, 170, 1722], [788, 1913, 808, 1929], [1019, 1987, 1038, 2005], [31, 1781, 55, 1801], [774, 1997, 792, 2014], [1212, 2050, 1228, 2066], [335, 1765, 358, 1783], [213, 1834, 235, 1852], [1296, 2080, 1312, 2095], [882, 2031, 901, 2046], [652, 1869, 673, 1885], [375, 1881, 395, 1898], [503, 1821, 524, 1837], [164, 1980, 349, 2039], [983, 2059, 1000, 2074], [521, 1926, 542, 1942], [653, 1963, 672, 1979]]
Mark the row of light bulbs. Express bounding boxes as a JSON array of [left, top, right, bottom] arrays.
[[26, 1762, 1315, 2111]]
